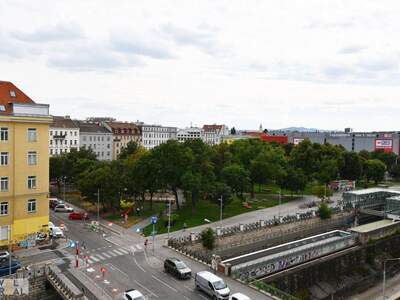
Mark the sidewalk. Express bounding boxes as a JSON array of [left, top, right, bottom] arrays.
[[14, 239, 69, 259]]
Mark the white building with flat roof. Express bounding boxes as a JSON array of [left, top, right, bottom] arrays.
[[177, 127, 203, 143], [49, 116, 79, 156], [141, 124, 177, 150]]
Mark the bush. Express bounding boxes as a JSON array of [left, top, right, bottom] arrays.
[[201, 227, 215, 250], [318, 203, 332, 219]]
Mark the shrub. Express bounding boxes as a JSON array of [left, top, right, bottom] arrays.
[[201, 227, 215, 250], [318, 203, 332, 219]]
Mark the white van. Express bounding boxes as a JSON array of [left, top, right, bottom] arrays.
[[230, 293, 251, 300], [195, 271, 230, 300]]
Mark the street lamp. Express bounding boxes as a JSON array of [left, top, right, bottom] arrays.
[[219, 196, 223, 229], [383, 257, 400, 299], [167, 197, 172, 239], [94, 188, 100, 222], [63, 176, 67, 202], [278, 190, 282, 220]]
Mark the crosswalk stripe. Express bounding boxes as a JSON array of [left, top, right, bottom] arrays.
[[107, 251, 117, 257], [91, 256, 100, 262], [112, 249, 123, 255], [96, 254, 105, 260], [135, 244, 142, 250], [119, 249, 129, 254], [88, 259, 94, 264], [102, 253, 111, 258]]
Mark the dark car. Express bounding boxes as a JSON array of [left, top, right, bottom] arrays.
[[49, 198, 62, 210], [0, 260, 21, 277], [164, 258, 191, 279]]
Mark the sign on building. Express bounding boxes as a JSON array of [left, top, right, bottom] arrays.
[[0, 279, 29, 296], [293, 138, 305, 145], [375, 139, 393, 152]]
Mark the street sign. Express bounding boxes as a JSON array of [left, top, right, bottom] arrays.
[[151, 216, 158, 224]]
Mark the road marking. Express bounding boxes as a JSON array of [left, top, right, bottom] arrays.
[[88, 259, 94, 264], [183, 296, 190, 300], [107, 250, 118, 257], [135, 244, 142, 250], [91, 256, 100, 262], [104, 280, 110, 285], [134, 280, 158, 298], [106, 263, 128, 278], [119, 249, 129, 254], [133, 258, 146, 272], [151, 275, 178, 292], [112, 249, 123, 255], [102, 252, 111, 258], [87, 268, 95, 273], [95, 254, 105, 260], [197, 293, 208, 300]]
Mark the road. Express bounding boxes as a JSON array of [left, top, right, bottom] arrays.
[[20, 209, 269, 300]]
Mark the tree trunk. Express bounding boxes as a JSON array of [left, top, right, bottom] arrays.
[[173, 187, 180, 210]]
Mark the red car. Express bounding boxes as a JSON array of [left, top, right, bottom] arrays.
[[68, 212, 89, 220]]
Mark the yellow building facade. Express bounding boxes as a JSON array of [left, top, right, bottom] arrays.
[[0, 81, 51, 247]]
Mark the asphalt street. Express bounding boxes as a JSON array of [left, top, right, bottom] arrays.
[[20, 209, 270, 300]]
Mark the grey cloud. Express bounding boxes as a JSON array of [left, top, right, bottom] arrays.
[[47, 47, 143, 72], [161, 24, 220, 55], [110, 34, 175, 59], [357, 58, 398, 72], [322, 65, 354, 78], [12, 23, 83, 43], [338, 45, 367, 55]]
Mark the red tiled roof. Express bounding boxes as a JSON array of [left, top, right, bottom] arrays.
[[106, 121, 141, 135], [0, 81, 34, 114]]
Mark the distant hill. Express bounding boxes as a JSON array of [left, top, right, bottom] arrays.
[[274, 127, 334, 132]]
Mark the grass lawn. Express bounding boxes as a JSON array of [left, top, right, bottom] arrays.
[[255, 182, 317, 196], [143, 194, 297, 236]]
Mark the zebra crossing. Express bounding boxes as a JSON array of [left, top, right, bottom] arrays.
[[85, 244, 143, 264]]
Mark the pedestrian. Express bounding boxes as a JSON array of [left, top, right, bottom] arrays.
[[144, 239, 148, 248]]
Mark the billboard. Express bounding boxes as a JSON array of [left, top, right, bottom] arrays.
[[375, 139, 393, 152], [293, 138, 305, 145]]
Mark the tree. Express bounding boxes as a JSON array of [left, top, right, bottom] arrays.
[[390, 164, 400, 180], [221, 164, 250, 199], [49, 156, 65, 195], [340, 152, 363, 180], [317, 159, 339, 185], [312, 185, 333, 200], [318, 203, 332, 219], [364, 159, 386, 183], [372, 150, 397, 171], [230, 127, 236, 135], [201, 228, 215, 250], [118, 141, 140, 160], [279, 167, 307, 197]]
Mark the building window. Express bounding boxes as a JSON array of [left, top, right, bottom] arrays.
[[50, 149, 53, 155], [74, 131, 77, 136], [74, 140, 77, 145], [64, 140, 67, 145], [28, 151, 37, 165], [83, 136, 86, 141], [50, 131, 53, 136], [0, 128, 8, 141], [0, 177, 8, 192], [9, 90, 16, 97], [0, 202, 8, 216], [28, 199, 36, 213], [27, 176, 36, 189], [0, 152, 8, 166], [27, 128, 37, 142]]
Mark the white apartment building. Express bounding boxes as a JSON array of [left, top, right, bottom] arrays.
[[141, 124, 177, 150], [77, 121, 113, 160], [202, 124, 230, 146], [177, 127, 203, 142], [49, 116, 79, 156]]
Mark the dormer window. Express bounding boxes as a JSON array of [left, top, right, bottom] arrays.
[[9, 91, 16, 97], [0, 105, 5, 112]]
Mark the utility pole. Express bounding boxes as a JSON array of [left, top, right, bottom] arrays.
[[219, 196, 223, 229], [63, 176, 66, 202], [278, 190, 282, 219], [97, 188, 100, 222], [167, 198, 172, 240], [8, 225, 11, 275]]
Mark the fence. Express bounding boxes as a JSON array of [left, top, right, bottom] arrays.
[[168, 206, 354, 264]]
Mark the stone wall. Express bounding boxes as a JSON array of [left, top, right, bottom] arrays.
[[264, 233, 400, 300]]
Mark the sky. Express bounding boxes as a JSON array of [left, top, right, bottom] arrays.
[[1, 0, 400, 131]]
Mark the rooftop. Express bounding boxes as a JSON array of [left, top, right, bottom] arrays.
[[350, 219, 396, 233], [75, 121, 111, 134], [51, 116, 78, 128], [345, 188, 400, 196], [0, 81, 34, 114]]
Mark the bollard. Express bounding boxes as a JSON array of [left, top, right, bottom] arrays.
[[239, 224, 244, 232], [296, 213, 300, 220], [190, 232, 196, 242], [216, 227, 221, 236], [260, 220, 265, 227]]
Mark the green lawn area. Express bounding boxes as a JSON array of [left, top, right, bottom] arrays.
[[255, 182, 316, 196], [143, 194, 296, 236]]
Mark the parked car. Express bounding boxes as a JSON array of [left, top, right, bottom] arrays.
[[123, 289, 145, 300], [230, 293, 251, 300], [36, 232, 47, 242], [49, 198, 62, 210], [0, 251, 9, 262], [54, 204, 73, 212], [49, 227, 64, 238], [195, 271, 230, 300], [0, 260, 20, 277], [68, 212, 89, 220], [164, 258, 192, 279]]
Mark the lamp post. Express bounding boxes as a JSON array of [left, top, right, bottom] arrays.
[[278, 190, 282, 220], [383, 258, 400, 299], [8, 225, 11, 275], [167, 197, 172, 239], [219, 196, 223, 229], [63, 176, 67, 202], [95, 188, 100, 222]]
